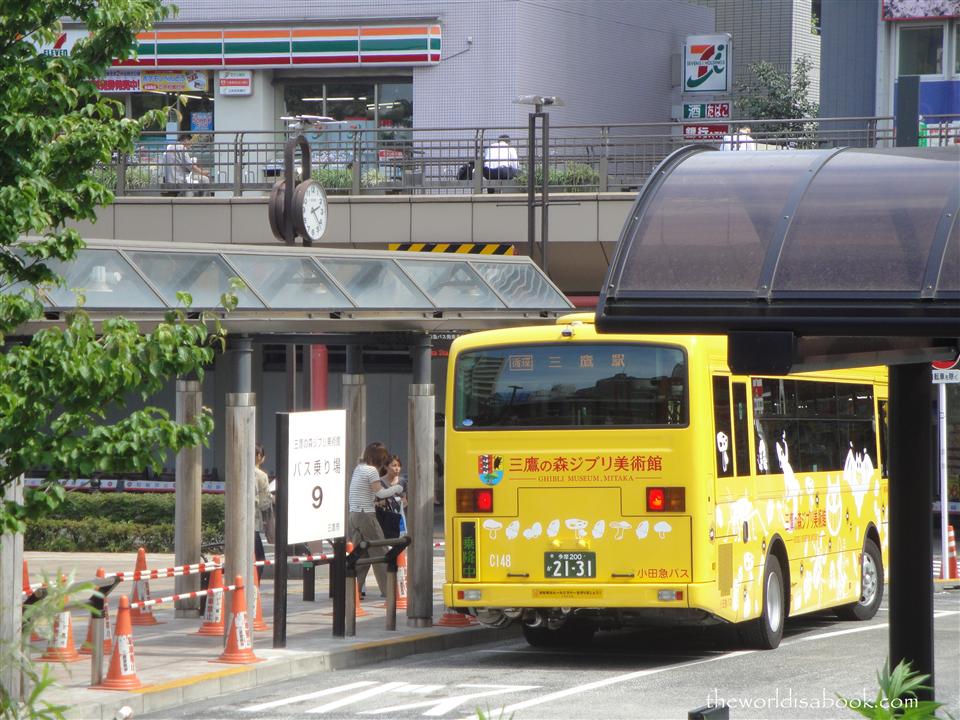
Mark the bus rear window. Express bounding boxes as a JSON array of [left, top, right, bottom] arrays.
[[454, 343, 687, 429]]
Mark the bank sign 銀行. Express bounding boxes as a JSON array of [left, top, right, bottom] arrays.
[[684, 34, 732, 93]]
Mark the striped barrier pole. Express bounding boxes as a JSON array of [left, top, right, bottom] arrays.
[[129, 584, 237, 611]]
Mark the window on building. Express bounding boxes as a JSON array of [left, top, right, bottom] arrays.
[[898, 25, 945, 76], [283, 79, 412, 127], [955, 24, 960, 75]]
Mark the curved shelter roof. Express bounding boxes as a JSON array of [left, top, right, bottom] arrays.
[[597, 146, 960, 347], [14, 239, 571, 335]]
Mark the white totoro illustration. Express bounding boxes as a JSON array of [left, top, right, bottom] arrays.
[[522, 521, 542, 540], [635, 520, 649, 540], [505, 520, 520, 540], [609, 521, 631, 540], [565, 518, 588, 538], [483, 519, 503, 539], [591, 520, 606, 539], [546, 519, 560, 537], [654, 521, 672, 539], [716, 431, 730, 472]]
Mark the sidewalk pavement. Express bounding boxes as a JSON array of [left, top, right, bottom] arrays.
[[23, 548, 516, 720]]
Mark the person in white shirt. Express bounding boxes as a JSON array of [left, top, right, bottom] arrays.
[[162, 134, 210, 195], [348, 442, 404, 597], [720, 125, 756, 151], [483, 134, 519, 180]]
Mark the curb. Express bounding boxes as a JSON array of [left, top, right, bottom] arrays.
[[64, 623, 520, 720]]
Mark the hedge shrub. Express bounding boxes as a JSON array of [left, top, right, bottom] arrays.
[[25, 492, 224, 552]]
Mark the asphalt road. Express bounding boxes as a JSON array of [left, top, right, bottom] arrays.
[[142, 590, 960, 720]]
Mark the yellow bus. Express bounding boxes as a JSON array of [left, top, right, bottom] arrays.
[[442, 313, 888, 649]]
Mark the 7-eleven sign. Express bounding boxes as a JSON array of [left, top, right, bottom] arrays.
[[684, 34, 733, 93]]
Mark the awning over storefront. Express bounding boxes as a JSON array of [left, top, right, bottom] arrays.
[[15, 239, 571, 335]]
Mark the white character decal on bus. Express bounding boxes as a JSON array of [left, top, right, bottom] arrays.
[[591, 520, 606, 539], [716, 431, 730, 473], [843, 443, 873, 515], [635, 521, 649, 540], [777, 433, 801, 518], [483, 519, 503, 539], [522, 521, 542, 540], [566, 519, 588, 538], [610, 521, 631, 540], [654, 521, 672, 539], [505, 520, 520, 540], [546, 519, 561, 538]]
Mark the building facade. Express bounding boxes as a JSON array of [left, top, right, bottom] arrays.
[[821, 0, 960, 121], [54, 0, 712, 136]]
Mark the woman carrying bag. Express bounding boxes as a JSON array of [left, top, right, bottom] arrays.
[[376, 455, 407, 539]]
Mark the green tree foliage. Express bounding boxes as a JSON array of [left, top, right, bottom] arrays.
[[0, 0, 228, 534], [735, 56, 820, 137]]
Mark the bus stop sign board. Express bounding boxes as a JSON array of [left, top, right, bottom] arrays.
[[286, 409, 346, 543]]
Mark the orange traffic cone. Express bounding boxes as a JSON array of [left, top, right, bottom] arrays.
[[197, 557, 226, 636], [948, 525, 958, 580], [436, 609, 479, 627], [130, 547, 159, 626], [95, 595, 141, 690], [252, 557, 268, 632], [395, 550, 408, 610], [214, 576, 261, 664], [38, 578, 82, 663], [22, 560, 41, 642], [353, 576, 369, 618], [81, 568, 113, 656]]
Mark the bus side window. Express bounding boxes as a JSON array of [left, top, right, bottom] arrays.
[[732, 382, 750, 477], [712, 376, 734, 477]]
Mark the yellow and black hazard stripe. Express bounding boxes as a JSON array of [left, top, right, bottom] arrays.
[[388, 243, 515, 255]]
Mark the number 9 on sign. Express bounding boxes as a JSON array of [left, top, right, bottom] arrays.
[[312, 485, 323, 508]]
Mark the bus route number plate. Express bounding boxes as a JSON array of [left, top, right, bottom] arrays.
[[544, 552, 596, 578]]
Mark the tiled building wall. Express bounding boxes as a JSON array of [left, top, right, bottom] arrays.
[[818, 0, 877, 118], [694, 0, 820, 108]]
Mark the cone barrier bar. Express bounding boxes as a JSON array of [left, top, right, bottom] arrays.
[[214, 576, 262, 664], [130, 584, 237, 611], [947, 525, 958, 580], [106, 560, 222, 582], [253, 553, 334, 568], [95, 595, 141, 691]]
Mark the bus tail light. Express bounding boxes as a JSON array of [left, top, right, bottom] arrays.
[[658, 590, 683, 602], [646, 487, 685, 512], [457, 488, 493, 513], [458, 590, 482, 600]]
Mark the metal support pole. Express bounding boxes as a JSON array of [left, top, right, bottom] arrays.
[[89, 615, 105, 687], [343, 346, 366, 524], [345, 571, 357, 637], [273, 413, 289, 648], [527, 113, 537, 260], [225, 391, 257, 630], [894, 75, 920, 148], [889, 364, 934, 700], [331, 537, 346, 637], [541, 110, 550, 276], [175, 378, 203, 617], [939, 382, 949, 579], [407, 335, 435, 627], [302, 562, 316, 602], [385, 567, 398, 631]]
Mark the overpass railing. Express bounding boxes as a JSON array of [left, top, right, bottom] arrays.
[[105, 115, 958, 197]]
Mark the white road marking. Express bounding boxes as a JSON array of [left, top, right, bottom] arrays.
[[360, 684, 538, 717], [458, 611, 960, 719], [306, 682, 409, 714], [241, 681, 377, 712]]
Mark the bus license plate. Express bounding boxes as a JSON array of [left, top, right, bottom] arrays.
[[544, 552, 596, 578]]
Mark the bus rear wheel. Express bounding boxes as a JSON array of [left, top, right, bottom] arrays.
[[522, 619, 595, 647], [739, 557, 785, 650], [835, 537, 883, 621]]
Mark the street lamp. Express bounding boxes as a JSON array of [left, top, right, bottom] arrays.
[[513, 95, 563, 274]]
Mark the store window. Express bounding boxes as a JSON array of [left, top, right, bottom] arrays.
[[898, 25, 945, 76], [283, 79, 412, 128], [955, 24, 960, 75]]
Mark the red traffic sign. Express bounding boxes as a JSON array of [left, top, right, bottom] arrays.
[[932, 356, 960, 370]]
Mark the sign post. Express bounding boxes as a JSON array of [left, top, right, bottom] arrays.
[[272, 409, 346, 646], [933, 358, 959, 579]]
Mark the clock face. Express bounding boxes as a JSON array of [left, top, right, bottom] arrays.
[[297, 180, 327, 242]]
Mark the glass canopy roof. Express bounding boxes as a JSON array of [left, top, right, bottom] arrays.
[[28, 242, 570, 314], [598, 145, 960, 338]]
